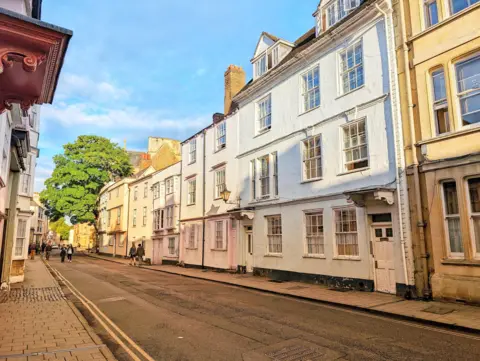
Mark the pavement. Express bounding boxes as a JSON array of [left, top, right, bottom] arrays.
[[0, 256, 116, 361], [86, 252, 480, 334], [50, 254, 480, 361]]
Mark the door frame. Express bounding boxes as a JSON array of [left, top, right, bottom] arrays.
[[370, 221, 395, 294], [244, 226, 253, 272]]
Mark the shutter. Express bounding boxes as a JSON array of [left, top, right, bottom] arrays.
[[223, 220, 228, 250]]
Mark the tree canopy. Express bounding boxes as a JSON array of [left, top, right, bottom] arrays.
[[40, 135, 133, 225], [49, 217, 72, 241]]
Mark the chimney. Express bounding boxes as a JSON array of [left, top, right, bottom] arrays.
[[224, 65, 246, 115]]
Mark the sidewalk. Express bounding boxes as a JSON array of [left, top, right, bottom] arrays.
[[87, 253, 480, 334], [0, 257, 116, 361]]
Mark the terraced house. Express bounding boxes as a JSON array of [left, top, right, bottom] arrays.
[[231, 0, 413, 295], [395, 0, 480, 302]]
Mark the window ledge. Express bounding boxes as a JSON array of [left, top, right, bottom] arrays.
[[333, 256, 361, 261], [254, 128, 271, 138], [264, 254, 283, 258], [337, 167, 370, 177], [164, 255, 178, 259], [214, 146, 226, 154], [441, 259, 480, 267], [299, 104, 321, 117], [185, 247, 198, 251], [188, 161, 196, 165], [303, 255, 326, 259], [335, 84, 365, 100], [211, 248, 227, 252], [249, 196, 279, 205], [301, 177, 323, 184], [187, 203, 196, 207], [416, 124, 480, 146]]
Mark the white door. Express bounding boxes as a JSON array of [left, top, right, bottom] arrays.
[[245, 228, 253, 272], [152, 239, 163, 265], [372, 224, 396, 294]]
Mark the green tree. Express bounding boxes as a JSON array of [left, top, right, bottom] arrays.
[[40, 135, 133, 227], [49, 217, 72, 240]]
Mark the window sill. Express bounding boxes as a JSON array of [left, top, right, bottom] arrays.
[[211, 248, 227, 252], [214, 146, 226, 154], [303, 255, 326, 259], [337, 167, 370, 177], [299, 104, 321, 117], [416, 124, 480, 146], [185, 247, 198, 251], [254, 128, 271, 138], [333, 256, 361, 261], [187, 203, 196, 207], [441, 259, 480, 267], [165, 255, 178, 259], [249, 196, 279, 205], [301, 177, 323, 184], [335, 84, 365, 100], [264, 254, 283, 258], [188, 161, 196, 165]]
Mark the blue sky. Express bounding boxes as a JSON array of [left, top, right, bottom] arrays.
[[36, 0, 319, 191]]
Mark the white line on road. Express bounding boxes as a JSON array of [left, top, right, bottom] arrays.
[[47, 263, 156, 361]]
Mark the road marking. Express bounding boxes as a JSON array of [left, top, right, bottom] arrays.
[[98, 296, 127, 304], [47, 264, 156, 361]]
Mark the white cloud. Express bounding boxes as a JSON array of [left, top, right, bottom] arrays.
[[34, 158, 55, 192], [56, 73, 130, 103], [42, 103, 210, 131]]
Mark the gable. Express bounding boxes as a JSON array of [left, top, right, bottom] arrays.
[[253, 33, 277, 59]]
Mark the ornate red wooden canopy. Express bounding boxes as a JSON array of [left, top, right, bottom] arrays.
[[0, 8, 72, 113]]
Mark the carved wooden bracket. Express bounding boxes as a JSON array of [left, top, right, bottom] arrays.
[[0, 50, 46, 74]]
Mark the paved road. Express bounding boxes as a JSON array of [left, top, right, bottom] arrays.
[[49, 254, 480, 361]]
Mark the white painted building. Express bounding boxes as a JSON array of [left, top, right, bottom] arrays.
[[150, 162, 182, 264], [232, 0, 413, 295]]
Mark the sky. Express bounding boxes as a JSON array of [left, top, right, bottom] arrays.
[[36, 0, 320, 192]]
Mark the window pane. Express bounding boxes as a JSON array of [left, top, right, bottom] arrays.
[[426, 1, 439, 27], [459, 90, 480, 125], [456, 55, 480, 93], [447, 217, 464, 253], [432, 69, 446, 101], [468, 178, 480, 213], [443, 182, 459, 214]]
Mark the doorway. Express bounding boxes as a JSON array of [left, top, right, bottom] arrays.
[[152, 239, 162, 265], [372, 222, 396, 294], [245, 227, 253, 273]]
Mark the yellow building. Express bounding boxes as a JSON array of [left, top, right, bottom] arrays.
[[73, 223, 95, 249], [396, 0, 480, 302]]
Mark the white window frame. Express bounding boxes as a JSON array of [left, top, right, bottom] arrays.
[[344, 0, 361, 11], [305, 210, 325, 256], [303, 135, 322, 181], [251, 160, 256, 201], [259, 156, 270, 199], [132, 209, 137, 227], [168, 237, 176, 256], [454, 53, 480, 128], [266, 215, 282, 254], [153, 183, 159, 199], [166, 206, 174, 229], [257, 94, 272, 133], [144, 182, 148, 198], [189, 138, 197, 164], [431, 68, 450, 135], [15, 219, 27, 257], [214, 168, 226, 199], [441, 181, 464, 259], [272, 46, 279, 67], [116, 208, 121, 225], [339, 41, 364, 94], [273, 152, 278, 197], [449, 0, 479, 15], [188, 224, 196, 249], [215, 121, 226, 151], [325, 0, 347, 29], [142, 207, 147, 226], [301, 66, 321, 113], [424, 0, 439, 28], [334, 207, 359, 258], [467, 177, 480, 259], [255, 54, 267, 78], [187, 178, 196, 205], [165, 177, 174, 195], [215, 220, 224, 249], [342, 118, 369, 172]]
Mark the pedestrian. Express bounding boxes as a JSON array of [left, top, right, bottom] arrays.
[[45, 242, 52, 261], [29, 242, 36, 260], [136, 243, 145, 267], [67, 245, 74, 262], [41, 241, 46, 256], [128, 243, 137, 266], [60, 245, 66, 263]]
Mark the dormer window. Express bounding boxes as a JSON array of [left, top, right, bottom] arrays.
[[316, 0, 362, 34], [254, 46, 282, 78], [256, 55, 268, 77]]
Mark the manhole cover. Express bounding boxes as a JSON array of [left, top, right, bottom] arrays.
[[0, 287, 64, 303], [422, 306, 455, 315], [266, 345, 325, 360]]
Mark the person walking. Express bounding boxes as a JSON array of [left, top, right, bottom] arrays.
[[67, 245, 74, 262], [29, 242, 36, 260], [45, 242, 52, 261], [136, 243, 145, 267], [41, 241, 46, 257], [128, 243, 137, 266], [60, 245, 66, 263]]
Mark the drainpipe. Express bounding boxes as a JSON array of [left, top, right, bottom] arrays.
[[374, 2, 412, 296], [178, 163, 183, 262], [201, 130, 206, 269], [397, 0, 431, 298], [125, 184, 129, 258]]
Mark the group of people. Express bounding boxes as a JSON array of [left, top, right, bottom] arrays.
[[128, 243, 145, 266], [27, 241, 74, 263]]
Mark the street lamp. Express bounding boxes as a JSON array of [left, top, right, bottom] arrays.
[[220, 188, 240, 205]]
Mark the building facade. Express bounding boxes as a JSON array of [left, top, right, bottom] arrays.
[[30, 192, 48, 245], [395, 0, 480, 302], [127, 166, 156, 261], [73, 223, 95, 249], [230, 0, 412, 295], [151, 162, 181, 265]]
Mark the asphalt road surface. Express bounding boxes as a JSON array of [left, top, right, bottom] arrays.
[[48, 254, 480, 361]]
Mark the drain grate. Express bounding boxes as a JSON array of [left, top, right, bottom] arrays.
[[266, 345, 326, 361], [422, 305, 455, 315], [0, 287, 64, 303]]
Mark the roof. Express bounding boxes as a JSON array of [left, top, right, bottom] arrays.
[[261, 31, 280, 43]]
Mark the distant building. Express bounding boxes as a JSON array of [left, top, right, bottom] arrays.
[[29, 192, 48, 246], [73, 223, 95, 249]]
